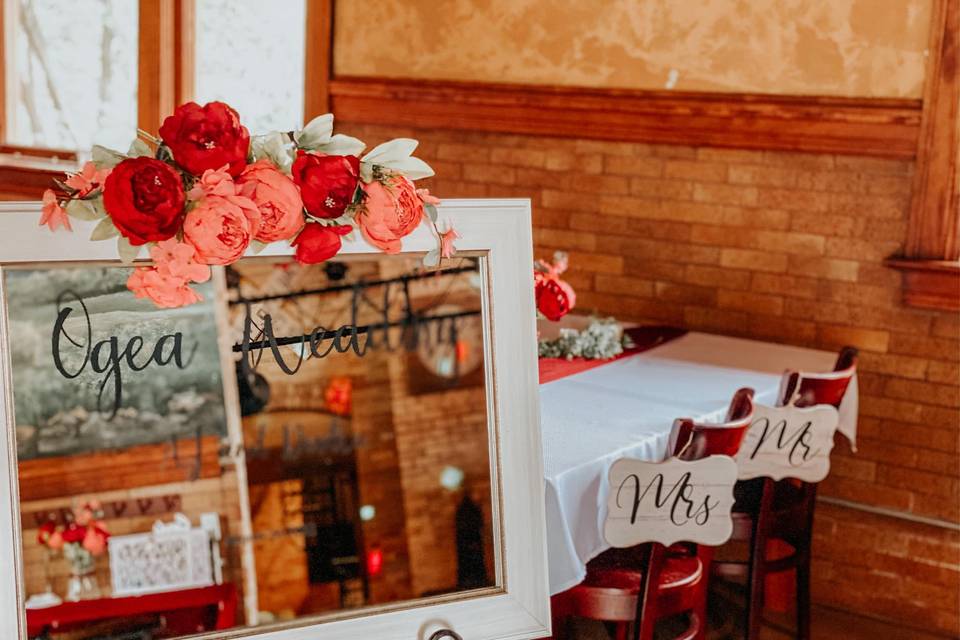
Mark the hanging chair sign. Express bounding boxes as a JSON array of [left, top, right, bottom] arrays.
[[604, 455, 738, 548], [735, 403, 840, 483]]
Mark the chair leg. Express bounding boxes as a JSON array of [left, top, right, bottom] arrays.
[[796, 551, 811, 640], [746, 479, 773, 640]]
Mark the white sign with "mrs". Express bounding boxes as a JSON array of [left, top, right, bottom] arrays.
[[604, 455, 739, 548]]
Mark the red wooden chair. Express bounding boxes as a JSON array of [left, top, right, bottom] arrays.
[[712, 347, 858, 640], [557, 388, 755, 640]]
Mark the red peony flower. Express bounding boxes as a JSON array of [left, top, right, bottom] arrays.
[[102, 157, 186, 245], [61, 522, 86, 544], [292, 223, 351, 264], [159, 101, 250, 177], [291, 151, 360, 219], [37, 520, 56, 546], [535, 272, 575, 321]]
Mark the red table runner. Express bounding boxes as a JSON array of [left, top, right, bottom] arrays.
[[538, 325, 687, 384]]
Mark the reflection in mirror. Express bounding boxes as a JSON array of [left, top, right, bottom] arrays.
[[5, 255, 496, 639]]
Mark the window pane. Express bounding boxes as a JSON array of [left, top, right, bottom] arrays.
[[195, 0, 306, 134], [8, 0, 138, 151]]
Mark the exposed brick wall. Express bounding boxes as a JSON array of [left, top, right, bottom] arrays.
[[342, 122, 960, 635]]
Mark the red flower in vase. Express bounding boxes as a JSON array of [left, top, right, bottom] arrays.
[[61, 522, 86, 544], [534, 272, 575, 321], [159, 101, 251, 177]]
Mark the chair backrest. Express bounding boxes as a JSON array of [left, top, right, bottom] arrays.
[[669, 387, 756, 461], [778, 346, 858, 409]]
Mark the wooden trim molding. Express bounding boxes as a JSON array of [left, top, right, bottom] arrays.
[[330, 76, 922, 158], [137, 0, 177, 136], [304, 0, 333, 121], [905, 0, 959, 260], [885, 259, 960, 312]]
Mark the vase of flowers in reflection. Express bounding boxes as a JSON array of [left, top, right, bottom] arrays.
[[37, 500, 110, 601]]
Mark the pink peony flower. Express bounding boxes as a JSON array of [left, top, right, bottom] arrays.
[[127, 268, 203, 308], [186, 166, 261, 237], [187, 165, 238, 200], [82, 527, 107, 556], [40, 189, 71, 232], [440, 225, 459, 258], [65, 161, 111, 197], [47, 530, 64, 551], [150, 239, 211, 283], [357, 175, 424, 254], [182, 195, 254, 265], [237, 159, 305, 242]]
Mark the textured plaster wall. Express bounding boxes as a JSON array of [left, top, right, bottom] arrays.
[[334, 0, 931, 98]]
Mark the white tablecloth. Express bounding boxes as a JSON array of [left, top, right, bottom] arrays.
[[538, 331, 858, 595]]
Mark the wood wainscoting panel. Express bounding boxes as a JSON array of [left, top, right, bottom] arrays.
[[330, 77, 922, 158]]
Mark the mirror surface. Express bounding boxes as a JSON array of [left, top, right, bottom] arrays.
[[4, 255, 496, 639]]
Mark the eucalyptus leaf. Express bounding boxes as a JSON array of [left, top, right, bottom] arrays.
[[249, 240, 268, 255], [251, 132, 294, 173], [91, 145, 126, 168], [65, 199, 103, 221], [127, 138, 152, 158], [317, 134, 366, 157], [362, 138, 418, 165], [384, 156, 435, 180], [117, 236, 140, 263], [294, 114, 334, 149], [422, 248, 440, 268], [359, 162, 375, 184], [425, 203, 438, 223], [89, 216, 119, 241]]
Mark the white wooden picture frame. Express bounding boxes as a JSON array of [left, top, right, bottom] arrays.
[[0, 199, 549, 640], [735, 403, 840, 483], [604, 455, 739, 548]]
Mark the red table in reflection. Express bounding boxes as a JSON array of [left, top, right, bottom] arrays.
[[26, 583, 237, 638]]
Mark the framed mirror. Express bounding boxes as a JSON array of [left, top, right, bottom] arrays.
[[0, 199, 549, 640]]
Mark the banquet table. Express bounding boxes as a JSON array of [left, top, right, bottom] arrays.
[[538, 329, 858, 595]]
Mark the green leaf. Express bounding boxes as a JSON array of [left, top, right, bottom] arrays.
[[362, 138, 418, 165], [422, 248, 440, 268], [249, 240, 268, 254], [424, 203, 438, 223], [91, 145, 126, 168], [317, 134, 366, 157], [294, 114, 334, 150], [127, 138, 152, 158], [117, 236, 140, 263], [65, 199, 103, 221], [359, 162, 374, 184], [89, 216, 119, 241]]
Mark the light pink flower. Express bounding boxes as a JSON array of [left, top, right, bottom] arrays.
[[82, 527, 107, 556], [187, 165, 261, 237], [182, 195, 253, 265], [47, 531, 64, 551], [237, 159, 305, 242], [440, 225, 459, 258], [416, 188, 441, 206], [187, 165, 237, 200], [127, 268, 204, 308], [150, 239, 211, 283], [65, 161, 110, 196], [39, 189, 71, 232], [357, 175, 424, 254]]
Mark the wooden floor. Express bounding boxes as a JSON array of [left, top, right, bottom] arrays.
[[564, 603, 950, 640]]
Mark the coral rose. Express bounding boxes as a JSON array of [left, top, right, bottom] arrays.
[[291, 223, 351, 264], [238, 159, 305, 242], [357, 175, 425, 253], [182, 195, 253, 265], [291, 151, 359, 219], [103, 157, 185, 245], [159, 101, 250, 177]]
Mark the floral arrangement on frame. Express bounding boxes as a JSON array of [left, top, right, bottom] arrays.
[[40, 102, 456, 308]]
